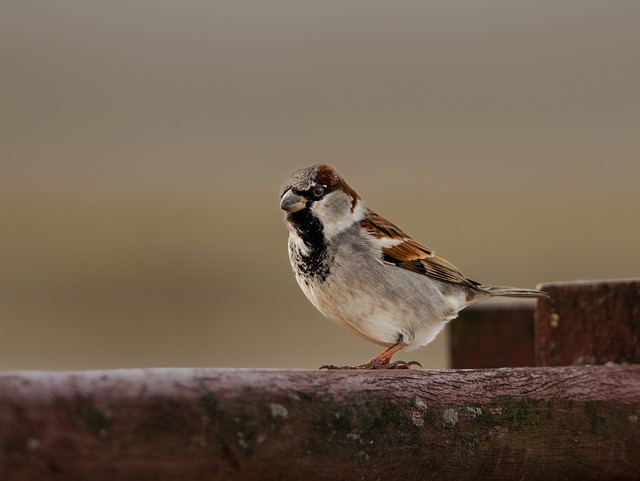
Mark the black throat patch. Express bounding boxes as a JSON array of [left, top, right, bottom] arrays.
[[287, 208, 331, 282]]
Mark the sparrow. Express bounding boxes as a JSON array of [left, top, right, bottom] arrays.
[[279, 164, 548, 369]]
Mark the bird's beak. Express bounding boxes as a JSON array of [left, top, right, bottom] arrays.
[[280, 189, 306, 213]]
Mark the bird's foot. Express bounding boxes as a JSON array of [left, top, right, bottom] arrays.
[[319, 364, 353, 370], [386, 360, 422, 369], [319, 360, 422, 370]]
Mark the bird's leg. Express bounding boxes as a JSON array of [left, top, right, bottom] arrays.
[[320, 342, 422, 370], [355, 342, 405, 369]]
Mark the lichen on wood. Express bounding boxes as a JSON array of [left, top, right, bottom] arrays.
[[1, 366, 639, 481]]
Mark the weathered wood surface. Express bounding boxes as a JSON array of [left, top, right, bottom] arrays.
[[535, 279, 640, 366], [1, 366, 639, 481], [451, 301, 535, 368]]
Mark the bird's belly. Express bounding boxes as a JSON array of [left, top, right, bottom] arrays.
[[296, 267, 467, 350]]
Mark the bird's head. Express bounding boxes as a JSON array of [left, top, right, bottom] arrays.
[[279, 164, 363, 241]]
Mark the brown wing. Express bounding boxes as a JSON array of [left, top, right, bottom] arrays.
[[361, 212, 480, 288]]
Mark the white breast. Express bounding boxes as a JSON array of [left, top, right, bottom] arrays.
[[288, 229, 470, 351]]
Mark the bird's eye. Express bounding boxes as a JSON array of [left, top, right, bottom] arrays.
[[312, 185, 325, 198]]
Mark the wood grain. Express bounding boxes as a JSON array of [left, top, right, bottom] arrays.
[[535, 279, 640, 366], [1, 366, 639, 480], [451, 301, 535, 368]]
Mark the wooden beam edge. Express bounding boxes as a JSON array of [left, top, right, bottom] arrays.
[[1, 366, 639, 481]]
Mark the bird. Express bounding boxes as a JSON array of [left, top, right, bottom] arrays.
[[279, 164, 548, 369]]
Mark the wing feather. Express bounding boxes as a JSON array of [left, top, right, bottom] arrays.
[[361, 212, 480, 288]]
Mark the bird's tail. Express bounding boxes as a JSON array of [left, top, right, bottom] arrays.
[[482, 285, 549, 298]]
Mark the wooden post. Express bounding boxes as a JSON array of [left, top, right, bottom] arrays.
[[0, 366, 639, 481], [450, 301, 535, 368], [535, 279, 640, 366]]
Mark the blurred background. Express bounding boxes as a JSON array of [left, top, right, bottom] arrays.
[[1, 1, 638, 371]]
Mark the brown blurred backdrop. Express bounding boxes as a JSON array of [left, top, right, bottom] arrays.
[[1, 1, 639, 371]]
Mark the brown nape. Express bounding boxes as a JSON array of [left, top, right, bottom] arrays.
[[314, 165, 360, 209]]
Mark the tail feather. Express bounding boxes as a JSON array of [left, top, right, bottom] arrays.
[[482, 285, 549, 298]]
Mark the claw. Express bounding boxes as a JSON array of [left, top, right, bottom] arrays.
[[386, 360, 423, 370], [319, 342, 422, 370], [319, 360, 422, 370], [319, 364, 352, 370]]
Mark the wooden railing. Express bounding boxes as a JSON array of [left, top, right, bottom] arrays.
[[1, 279, 639, 480]]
